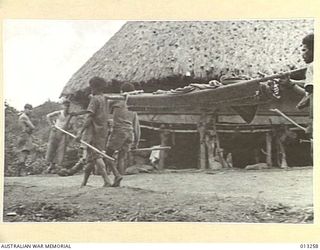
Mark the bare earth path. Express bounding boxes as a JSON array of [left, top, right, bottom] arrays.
[[3, 167, 313, 223]]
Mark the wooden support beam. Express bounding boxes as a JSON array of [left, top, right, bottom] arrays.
[[158, 125, 170, 170], [278, 138, 288, 169], [140, 124, 277, 133], [205, 132, 222, 170], [211, 115, 227, 168], [266, 131, 272, 167], [197, 115, 207, 170], [277, 129, 288, 169]]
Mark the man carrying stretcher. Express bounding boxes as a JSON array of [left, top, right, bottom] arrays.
[[73, 76, 113, 187], [105, 82, 141, 186], [60, 78, 140, 187]]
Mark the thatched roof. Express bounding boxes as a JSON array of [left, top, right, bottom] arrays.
[[62, 20, 313, 97]]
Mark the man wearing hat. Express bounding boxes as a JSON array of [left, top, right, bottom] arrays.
[[17, 104, 35, 176], [45, 98, 73, 173]]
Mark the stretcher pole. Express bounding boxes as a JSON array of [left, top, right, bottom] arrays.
[[269, 109, 307, 132], [55, 125, 115, 162], [130, 146, 171, 152]]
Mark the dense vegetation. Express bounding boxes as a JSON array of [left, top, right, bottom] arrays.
[[4, 101, 79, 176]]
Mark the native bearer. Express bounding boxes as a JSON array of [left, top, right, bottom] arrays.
[[17, 104, 35, 176], [104, 82, 141, 186], [279, 33, 314, 158], [75, 76, 112, 187], [45, 98, 73, 173], [280, 33, 314, 136]]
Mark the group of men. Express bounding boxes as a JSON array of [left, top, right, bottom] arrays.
[[17, 33, 314, 180], [17, 78, 140, 188]]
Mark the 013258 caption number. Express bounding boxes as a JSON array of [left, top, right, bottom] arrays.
[[300, 244, 319, 248]]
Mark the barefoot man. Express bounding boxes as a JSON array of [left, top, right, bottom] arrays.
[[75, 77, 112, 187], [279, 33, 314, 156], [105, 82, 141, 186]]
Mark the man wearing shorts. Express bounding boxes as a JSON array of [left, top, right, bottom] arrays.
[[75, 77, 112, 187], [17, 104, 35, 176], [105, 83, 141, 187]]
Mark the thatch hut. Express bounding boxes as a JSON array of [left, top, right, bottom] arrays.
[[62, 20, 313, 170]]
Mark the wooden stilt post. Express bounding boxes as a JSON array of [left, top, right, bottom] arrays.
[[211, 115, 227, 169], [206, 131, 221, 170], [278, 129, 288, 169], [278, 139, 288, 168], [197, 115, 207, 170], [266, 131, 272, 167], [159, 125, 170, 170]]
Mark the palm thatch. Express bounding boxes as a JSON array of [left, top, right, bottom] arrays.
[[62, 20, 313, 99]]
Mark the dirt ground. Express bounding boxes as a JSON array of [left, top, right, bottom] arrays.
[[3, 167, 313, 223]]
